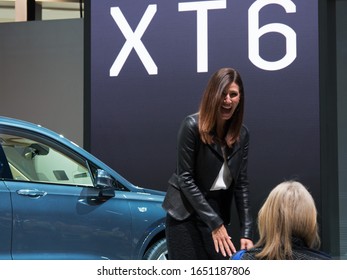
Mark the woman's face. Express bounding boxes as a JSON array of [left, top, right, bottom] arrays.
[[218, 82, 240, 122]]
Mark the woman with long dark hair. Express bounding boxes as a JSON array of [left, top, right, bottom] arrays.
[[163, 67, 254, 260]]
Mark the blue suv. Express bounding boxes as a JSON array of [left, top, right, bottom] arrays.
[[0, 116, 167, 260]]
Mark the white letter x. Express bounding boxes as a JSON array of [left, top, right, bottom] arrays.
[[110, 5, 158, 76]]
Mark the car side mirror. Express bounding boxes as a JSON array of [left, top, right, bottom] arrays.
[[94, 169, 115, 197]]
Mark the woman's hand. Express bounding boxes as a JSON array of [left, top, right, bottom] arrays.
[[240, 238, 254, 250], [212, 224, 236, 257]]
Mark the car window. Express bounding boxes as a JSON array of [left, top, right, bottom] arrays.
[[0, 133, 93, 186]]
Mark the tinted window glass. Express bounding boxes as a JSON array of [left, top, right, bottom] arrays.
[[0, 133, 93, 186]]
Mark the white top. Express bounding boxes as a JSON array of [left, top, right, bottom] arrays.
[[210, 160, 232, 191]]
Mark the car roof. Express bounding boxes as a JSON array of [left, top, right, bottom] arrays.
[[0, 115, 137, 190], [0, 115, 81, 148]]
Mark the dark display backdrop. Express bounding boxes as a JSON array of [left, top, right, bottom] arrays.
[[89, 0, 319, 240]]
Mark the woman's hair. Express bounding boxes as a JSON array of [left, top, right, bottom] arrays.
[[255, 180, 321, 260], [198, 67, 244, 147]]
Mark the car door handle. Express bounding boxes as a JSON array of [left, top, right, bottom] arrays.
[[17, 189, 47, 198]]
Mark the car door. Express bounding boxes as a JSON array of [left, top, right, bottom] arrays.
[[0, 180, 12, 260], [0, 142, 14, 259], [0, 129, 133, 259]]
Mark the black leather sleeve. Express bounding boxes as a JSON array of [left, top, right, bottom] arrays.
[[233, 127, 253, 240], [176, 114, 224, 231]]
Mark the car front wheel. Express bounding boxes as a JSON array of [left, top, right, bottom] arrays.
[[143, 238, 168, 260]]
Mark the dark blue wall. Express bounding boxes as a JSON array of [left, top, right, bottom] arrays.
[[88, 0, 319, 241]]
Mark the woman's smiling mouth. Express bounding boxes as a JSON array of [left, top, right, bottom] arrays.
[[221, 105, 232, 114]]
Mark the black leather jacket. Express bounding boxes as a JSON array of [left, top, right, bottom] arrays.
[[163, 113, 253, 240]]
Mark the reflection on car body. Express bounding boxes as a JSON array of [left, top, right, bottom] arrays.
[[0, 116, 167, 260]]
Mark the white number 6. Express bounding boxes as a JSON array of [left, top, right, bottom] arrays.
[[248, 0, 297, 71]]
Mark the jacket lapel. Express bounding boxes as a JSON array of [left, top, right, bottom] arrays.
[[208, 142, 224, 161], [207, 141, 242, 161], [225, 141, 241, 160]]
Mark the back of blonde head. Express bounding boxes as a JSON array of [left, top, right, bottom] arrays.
[[255, 181, 320, 259]]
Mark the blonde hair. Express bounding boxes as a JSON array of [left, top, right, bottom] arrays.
[[255, 180, 321, 260]]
